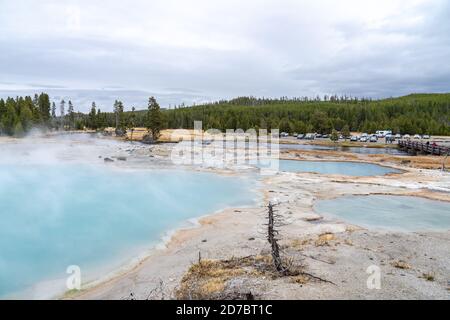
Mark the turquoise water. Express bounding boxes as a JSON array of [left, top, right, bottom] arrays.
[[277, 160, 401, 176], [0, 164, 256, 298], [279, 143, 407, 155], [314, 195, 450, 231]]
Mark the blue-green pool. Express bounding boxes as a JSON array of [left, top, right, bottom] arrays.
[[276, 160, 401, 176], [314, 195, 450, 232], [0, 164, 257, 298]]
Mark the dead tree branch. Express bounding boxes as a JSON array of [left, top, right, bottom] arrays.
[[267, 202, 289, 275]]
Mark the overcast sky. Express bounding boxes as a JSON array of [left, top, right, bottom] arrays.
[[1, 0, 449, 112]]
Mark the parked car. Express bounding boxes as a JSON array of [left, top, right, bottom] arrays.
[[360, 136, 368, 142], [280, 132, 289, 137], [423, 135, 430, 139], [403, 134, 411, 139], [297, 134, 305, 139], [376, 130, 392, 138], [322, 134, 329, 139], [385, 134, 395, 143], [413, 134, 421, 139], [315, 133, 323, 138], [304, 133, 315, 140], [369, 135, 378, 142], [350, 135, 359, 141], [394, 134, 402, 140]]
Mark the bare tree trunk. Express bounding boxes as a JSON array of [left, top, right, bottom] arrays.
[[267, 203, 288, 275]]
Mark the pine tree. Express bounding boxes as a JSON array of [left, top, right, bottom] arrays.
[[0, 99, 6, 134], [341, 124, 350, 140], [89, 102, 97, 129], [67, 100, 75, 129], [31, 94, 41, 123], [113, 100, 124, 132], [51, 102, 57, 118], [19, 104, 33, 132], [0, 98, 5, 116], [330, 129, 339, 143], [147, 97, 163, 141], [13, 120, 24, 137], [3, 99, 17, 135], [38, 93, 51, 123]]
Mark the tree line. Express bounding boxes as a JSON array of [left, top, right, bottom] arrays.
[[164, 94, 450, 135], [83, 97, 163, 139], [89, 93, 450, 136], [0, 93, 164, 139], [0, 93, 76, 136], [1, 93, 449, 137]]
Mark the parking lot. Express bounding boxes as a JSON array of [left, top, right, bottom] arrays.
[[279, 133, 450, 148]]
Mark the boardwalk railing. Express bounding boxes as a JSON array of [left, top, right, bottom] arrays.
[[398, 140, 450, 156]]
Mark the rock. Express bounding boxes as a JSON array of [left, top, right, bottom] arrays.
[[115, 128, 127, 137], [142, 134, 156, 144], [391, 260, 411, 269], [104, 157, 114, 163], [117, 156, 127, 161], [304, 215, 323, 222]]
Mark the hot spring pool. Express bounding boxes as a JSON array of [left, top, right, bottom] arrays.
[[0, 164, 257, 298], [314, 195, 450, 232], [279, 143, 407, 155], [277, 160, 401, 176]]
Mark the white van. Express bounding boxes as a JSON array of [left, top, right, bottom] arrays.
[[376, 130, 392, 138]]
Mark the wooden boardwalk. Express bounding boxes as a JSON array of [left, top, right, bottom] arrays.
[[398, 140, 450, 156]]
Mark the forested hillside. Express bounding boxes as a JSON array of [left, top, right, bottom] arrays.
[[164, 94, 450, 135], [1, 93, 449, 136]]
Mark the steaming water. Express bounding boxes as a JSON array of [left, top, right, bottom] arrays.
[[314, 195, 450, 231], [278, 160, 401, 176], [0, 163, 257, 298]]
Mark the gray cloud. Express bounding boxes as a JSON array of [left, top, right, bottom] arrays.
[[0, 0, 449, 111]]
